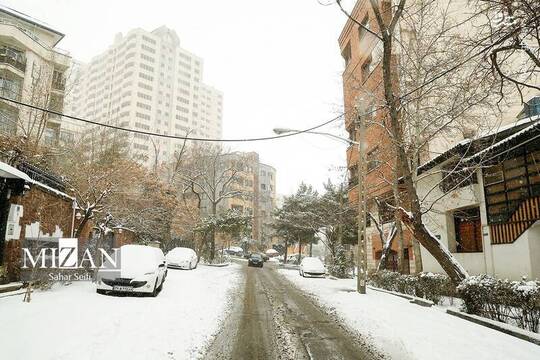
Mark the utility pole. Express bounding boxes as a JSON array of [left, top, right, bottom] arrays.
[[356, 103, 367, 294]]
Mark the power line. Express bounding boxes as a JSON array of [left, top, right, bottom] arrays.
[[1, 95, 348, 142]]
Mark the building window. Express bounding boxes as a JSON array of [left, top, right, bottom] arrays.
[[367, 147, 381, 172], [483, 147, 540, 224], [361, 57, 372, 82], [341, 42, 351, 66], [377, 193, 395, 224], [440, 162, 478, 193], [358, 15, 370, 41], [0, 73, 21, 101], [453, 207, 483, 253]]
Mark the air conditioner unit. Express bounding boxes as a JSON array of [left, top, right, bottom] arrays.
[[5, 204, 23, 240], [7, 204, 23, 222]]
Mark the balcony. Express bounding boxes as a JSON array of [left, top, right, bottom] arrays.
[[0, 85, 21, 102], [0, 46, 26, 73], [51, 78, 66, 91], [348, 185, 358, 205], [346, 143, 358, 166]]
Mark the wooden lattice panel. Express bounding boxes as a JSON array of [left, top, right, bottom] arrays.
[[490, 196, 540, 244]]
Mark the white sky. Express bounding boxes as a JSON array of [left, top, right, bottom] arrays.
[[4, 0, 356, 196]]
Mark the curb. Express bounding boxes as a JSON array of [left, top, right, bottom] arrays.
[[367, 286, 434, 307], [278, 264, 300, 270], [201, 263, 231, 268], [0, 282, 24, 294], [446, 309, 540, 346]]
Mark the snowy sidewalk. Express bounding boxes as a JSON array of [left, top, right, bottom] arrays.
[[279, 269, 540, 360], [0, 264, 242, 360]]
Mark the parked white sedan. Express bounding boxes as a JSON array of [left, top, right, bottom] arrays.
[[166, 247, 198, 270], [299, 257, 326, 277], [97, 244, 167, 297]]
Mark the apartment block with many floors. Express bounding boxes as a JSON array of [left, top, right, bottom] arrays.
[[258, 163, 277, 246], [69, 26, 223, 167], [212, 152, 277, 249], [0, 4, 78, 145]]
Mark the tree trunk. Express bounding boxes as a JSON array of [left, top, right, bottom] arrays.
[[398, 208, 467, 283], [75, 211, 91, 238], [392, 175, 405, 273], [412, 239, 423, 273], [309, 242, 313, 257], [284, 238, 289, 264], [377, 223, 397, 271], [371, 2, 468, 284], [298, 240, 302, 264], [210, 202, 217, 261]]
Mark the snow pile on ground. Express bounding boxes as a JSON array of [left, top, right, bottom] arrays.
[[279, 269, 540, 360], [0, 264, 242, 360]]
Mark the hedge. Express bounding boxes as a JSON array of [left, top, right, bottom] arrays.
[[458, 275, 540, 333], [370, 271, 540, 333], [368, 270, 455, 305]]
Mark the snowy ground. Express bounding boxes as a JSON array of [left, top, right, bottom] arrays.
[[279, 269, 540, 360], [0, 264, 242, 360]]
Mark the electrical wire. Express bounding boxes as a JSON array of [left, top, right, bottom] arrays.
[[0, 95, 348, 142]]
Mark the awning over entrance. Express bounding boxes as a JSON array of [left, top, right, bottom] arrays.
[[0, 161, 32, 181]]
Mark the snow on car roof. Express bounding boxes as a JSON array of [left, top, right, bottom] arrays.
[[169, 247, 194, 254], [302, 257, 323, 263]]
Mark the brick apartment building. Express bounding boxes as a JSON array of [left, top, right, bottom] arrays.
[[339, 0, 414, 273], [338, 0, 540, 278]]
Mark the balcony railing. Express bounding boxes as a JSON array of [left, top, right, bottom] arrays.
[[0, 86, 21, 101], [52, 78, 66, 91], [0, 47, 26, 72]]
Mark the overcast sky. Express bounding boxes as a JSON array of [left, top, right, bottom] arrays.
[[4, 0, 356, 196]]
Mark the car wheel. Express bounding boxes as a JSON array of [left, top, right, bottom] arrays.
[[96, 289, 106, 295]]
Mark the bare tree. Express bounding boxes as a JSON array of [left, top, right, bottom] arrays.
[[180, 144, 246, 260], [335, 0, 517, 282], [472, 0, 540, 102]]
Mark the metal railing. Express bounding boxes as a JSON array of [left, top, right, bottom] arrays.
[[0, 53, 26, 72]]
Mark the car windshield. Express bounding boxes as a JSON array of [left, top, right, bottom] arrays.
[[168, 248, 193, 257], [251, 254, 262, 259], [120, 245, 158, 275], [302, 258, 322, 266]]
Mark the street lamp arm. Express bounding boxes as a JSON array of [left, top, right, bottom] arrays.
[[272, 128, 358, 145]]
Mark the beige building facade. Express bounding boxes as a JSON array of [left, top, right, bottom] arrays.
[[0, 5, 78, 144], [69, 26, 223, 167]]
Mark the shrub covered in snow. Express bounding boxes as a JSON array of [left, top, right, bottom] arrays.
[[328, 245, 353, 278], [458, 275, 540, 333], [369, 270, 454, 305]]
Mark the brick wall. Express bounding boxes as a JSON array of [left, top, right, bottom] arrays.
[[3, 186, 74, 282]]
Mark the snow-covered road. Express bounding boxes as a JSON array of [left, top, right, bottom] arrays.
[[0, 264, 242, 360], [280, 269, 540, 360]]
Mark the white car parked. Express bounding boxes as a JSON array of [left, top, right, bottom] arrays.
[[166, 247, 198, 270], [96, 244, 167, 297], [299, 257, 326, 277]]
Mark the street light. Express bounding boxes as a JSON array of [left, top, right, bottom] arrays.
[[272, 126, 367, 294], [272, 128, 358, 145]]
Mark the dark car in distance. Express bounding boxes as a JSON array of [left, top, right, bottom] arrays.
[[248, 253, 264, 268]]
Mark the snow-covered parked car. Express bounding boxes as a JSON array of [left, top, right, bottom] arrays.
[[299, 257, 326, 277], [166, 247, 198, 270], [96, 244, 167, 297]]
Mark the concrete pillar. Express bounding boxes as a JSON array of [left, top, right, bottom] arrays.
[[476, 168, 494, 275]]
